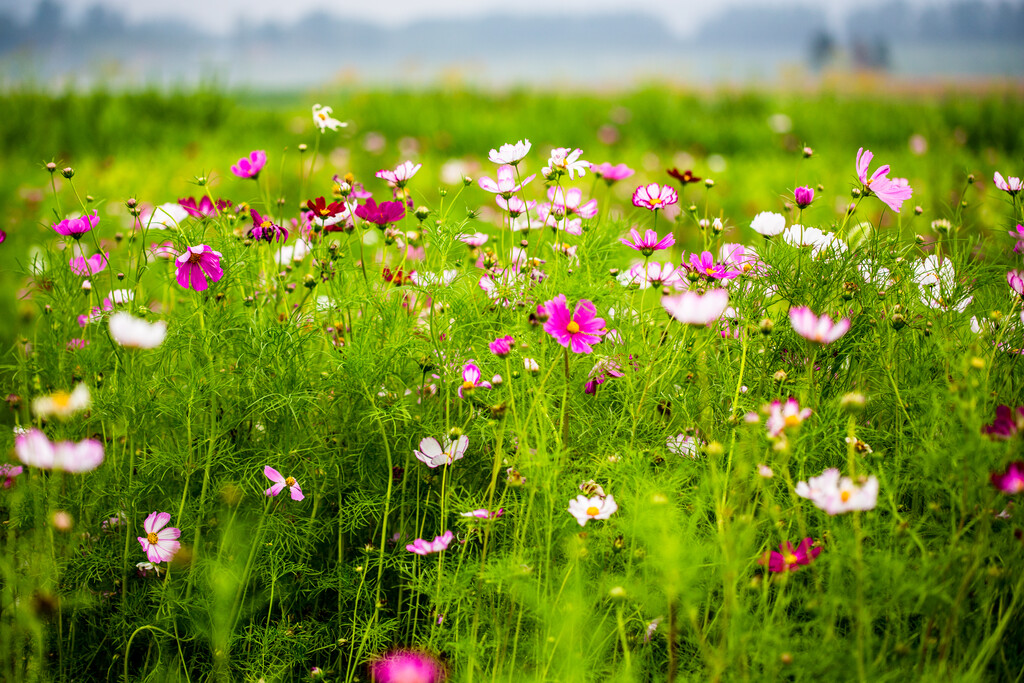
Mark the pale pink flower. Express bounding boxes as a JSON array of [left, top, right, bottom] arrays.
[[1008, 270, 1024, 297], [795, 468, 879, 516], [32, 383, 91, 420], [414, 435, 469, 469], [543, 147, 588, 180], [15, 429, 104, 472], [764, 398, 812, 438], [264, 466, 305, 501], [547, 187, 598, 218], [661, 289, 729, 326], [495, 195, 535, 218], [994, 172, 1022, 196], [376, 161, 422, 188], [406, 530, 455, 555], [789, 306, 850, 344], [631, 183, 678, 211], [69, 252, 108, 277], [855, 147, 913, 213], [620, 227, 674, 255], [460, 508, 504, 519], [479, 164, 534, 198], [567, 493, 618, 526], [590, 162, 635, 184], [311, 103, 345, 132], [137, 511, 181, 563]]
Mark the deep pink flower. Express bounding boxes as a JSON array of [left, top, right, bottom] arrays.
[[175, 245, 224, 291], [458, 361, 492, 397], [794, 186, 815, 208], [620, 227, 674, 256], [590, 162, 635, 184], [370, 650, 445, 683], [789, 306, 850, 344], [632, 183, 678, 211], [0, 228, 5, 244], [0, 463, 23, 488], [855, 147, 913, 213], [406, 530, 455, 555], [137, 511, 181, 564], [248, 210, 289, 243], [355, 198, 405, 227], [761, 537, 822, 573], [994, 172, 1022, 196], [661, 289, 729, 325], [230, 150, 267, 179], [178, 197, 231, 218], [489, 335, 514, 357], [69, 252, 108, 276], [686, 251, 743, 280], [983, 405, 1024, 439], [478, 164, 534, 198], [264, 465, 305, 501], [542, 294, 606, 354], [53, 212, 100, 239], [1008, 270, 1024, 297], [991, 462, 1024, 494], [1011, 225, 1024, 254]]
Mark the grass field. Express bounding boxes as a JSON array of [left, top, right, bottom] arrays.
[[1, 84, 1023, 682]]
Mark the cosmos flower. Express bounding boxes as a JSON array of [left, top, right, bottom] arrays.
[[590, 162, 635, 184], [750, 211, 786, 237], [478, 164, 534, 198], [52, 212, 100, 239], [141, 202, 190, 230], [312, 103, 346, 131], [264, 466, 305, 501], [178, 197, 231, 218], [991, 462, 1024, 494], [543, 147, 589, 180], [667, 168, 701, 185], [1008, 270, 1024, 297], [0, 464, 23, 489], [542, 294, 607, 354], [489, 335, 515, 357], [495, 196, 535, 218], [761, 538, 822, 573], [718, 243, 764, 275], [855, 147, 913, 213], [764, 398, 812, 438], [685, 251, 743, 280], [460, 508, 504, 519], [355, 198, 405, 227], [32, 384, 91, 420], [661, 289, 729, 326], [248, 210, 289, 243], [795, 468, 879, 515], [230, 150, 267, 179], [794, 186, 815, 208], [584, 356, 625, 394], [489, 139, 531, 166], [666, 432, 703, 458], [109, 312, 167, 349], [983, 405, 1024, 439], [376, 161, 422, 188], [993, 172, 1022, 196], [620, 227, 675, 256], [137, 511, 181, 564], [782, 225, 847, 257], [371, 650, 445, 683], [406, 530, 455, 555], [458, 362, 492, 397], [1010, 224, 1024, 254], [15, 429, 104, 473], [175, 245, 224, 291], [69, 252, 108, 277], [789, 307, 850, 344], [631, 183, 678, 211], [547, 187, 598, 219], [567, 493, 618, 526], [414, 435, 469, 469]]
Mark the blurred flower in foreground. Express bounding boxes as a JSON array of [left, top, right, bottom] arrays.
[[406, 531, 455, 555], [789, 307, 850, 345], [662, 289, 729, 326], [796, 468, 878, 515], [370, 649, 445, 683], [109, 312, 167, 349], [414, 435, 469, 469], [230, 150, 267, 179], [312, 103, 345, 132], [760, 538, 822, 573], [983, 405, 1024, 439], [15, 429, 104, 472], [32, 383, 91, 420], [991, 462, 1024, 494], [591, 162, 634, 185], [568, 493, 618, 526], [137, 511, 181, 564], [264, 466, 305, 501], [0, 464, 23, 488], [764, 398, 812, 439], [175, 245, 224, 291]]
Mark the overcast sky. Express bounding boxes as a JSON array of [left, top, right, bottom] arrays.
[[1, 0, 979, 37]]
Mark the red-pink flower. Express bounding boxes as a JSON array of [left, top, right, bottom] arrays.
[[855, 147, 913, 213], [137, 511, 181, 564], [230, 150, 267, 179], [789, 306, 850, 344], [355, 198, 405, 227], [53, 212, 100, 239], [620, 227, 674, 256], [175, 245, 224, 291], [631, 183, 678, 211], [542, 294, 606, 354], [991, 462, 1024, 494], [994, 172, 1022, 196], [760, 537, 822, 573], [69, 252, 108, 276]]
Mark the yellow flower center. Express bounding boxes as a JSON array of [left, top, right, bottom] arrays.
[[51, 391, 71, 409], [462, 380, 475, 391], [147, 532, 159, 544], [319, 208, 331, 216], [567, 321, 581, 334], [650, 197, 663, 207], [285, 477, 296, 487], [841, 490, 852, 502], [784, 414, 801, 428], [260, 220, 272, 229], [586, 506, 600, 516], [318, 112, 327, 120], [783, 552, 798, 565]]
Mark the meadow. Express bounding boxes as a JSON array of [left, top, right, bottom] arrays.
[[1, 84, 1023, 682]]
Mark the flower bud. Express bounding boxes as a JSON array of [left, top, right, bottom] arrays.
[[61, 167, 75, 179], [759, 318, 774, 335], [298, 143, 308, 152], [46, 162, 57, 173], [850, 187, 861, 198], [913, 205, 923, 215], [802, 146, 813, 158], [704, 178, 715, 188], [414, 205, 430, 221], [840, 391, 866, 414]]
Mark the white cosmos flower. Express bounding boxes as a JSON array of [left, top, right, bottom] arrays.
[[543, 147, 588, 180], [414, 435, 469, 468], [567, 493, 618, 526], [32, 383, 91, 420], [489, 139, 532, 165], [109, 312, 167, 349], [750, 211, 786, 237], [312, 103, 346, 132]]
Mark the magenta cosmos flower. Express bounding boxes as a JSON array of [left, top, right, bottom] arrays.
[[371, 650, 445, 683], [1010, 225, 1024, 254], [178, 197, 231, 218], [1008, 270, 1024, 297], [406, 530, 455, 555], [590, 162, 635, 184], [230, 150, 267, 179], [661, 289, 729, 326], [137, 511, 181, 564], [620, 227, 675, 256], [355, 198, 405, 227], [794, 186, 815, 208], [789, 306, 850, 344], [855, 147, 913, 213], [991, 462, 1024, 494], [542, 294, 606, 354], [631, 183, 678, 211], [53, 212, 100, 239], [983, 405, 1024, 439], [458, 361, 492, 397], [686, 251, 743, 280], [761, 538, 822, 573], [489, 335, 514, 357], [248, 210, 289, 243], [175, 245, 224, 291], [69, 252, 108, 276], [994, 172, 1022, 196], [479, 164, 534, 198], [264, 466, 305, 501]]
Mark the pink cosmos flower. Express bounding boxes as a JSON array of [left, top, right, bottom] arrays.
[[460, 508, 504, 519], [719, 243, 764, 275], [667, 432, 703, 458], [175, 245, 224, 291], [15, 429, 104, 472], [661, 289, 729, 326], [789, 306, 850, 344], [458, 232, 489, 247], [0, 228, 5, 244], [69, 252, 108, 276], [855, 147, 913, 213], [1010, 225, 1024, 254], [590, 162, 635, 184], [355, 198, 405, 227], [547, 187, 598, 219], [991, 462, 1024, 494], [1008, 270, 1024, 297], [542, 294, 606, 354], [631, 183, 678, 211], [248, 210, 289, 243], [458, 362, 492, 397], [567, 493, 618, 526], [264, 466, 305, 501], [376, 160, 422, 188], [761, 538, 822, 573], [994, 172, 1022, 196], [794, 186, 814, 208], [795, 468, 879, 516], [543, 147, 588, 180], [137, 511, 181, 564], [415, 435, 469, 468], [230, 150, 267, 179], [371, 650, 445, 683], [489, 335, 514, 357], [983, 405, 1024, 439], [406, 530, 455, 555], [620, 227, 675, 256], [178, 197, 231, 218], [686, 251, 743, 280], [53, 212, 100, 239], [478, 164, 534, 198], [764, 398, 812, 438], [0, 464, 23, 488], [495, 196, 535, 218], [584, 356, 625, 394], [618, 261, 682, 290]]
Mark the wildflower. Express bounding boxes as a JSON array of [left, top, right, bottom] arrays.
[[489, 335, 514, 357], [620, 227, 675, 256], [543, 147, 589, 180], [782, 225, 847, 257], [52, 212, 100, 239], [230, 150, 267, 179], [496, 196, 535, 218], [109, 312, 167, 349], [1010, 224, 1024, 254], [568, 493, 618, 526], [506, 467, 527, 485], [355, 198, 405, 227], [666, 432, 703, 458], [993, 172, 1022, 196], [15, 429, 104, 472], [406, 530, 455, 555], [855, 147, 913, 213], [458, 362, 492, 397], [757, 464, 774, 478], [591, 162, 635, 184], [523, 358, 540, 374], [789, 307, 850, 344], [584, 357, 625, 394], [644, 618, 663, 642], [1008, 270, 1024, 297], [795, 468, 879, 515], [178, 196, 231, 218], [542, 294, 607, 354], [69, 252, 108, 276], [0, 464, 23, 488], [667, 168, 701, 185], [478, 164, 534, 198], [136, 561, 163, 578], [983, 405, 1024, 439], [686, 251, 743, 280], [414, 435, 469, 469], [0, 228, 5, 244], [312, 103, 346, 131], [108, 289, 134, 305], [137, 511, 182, 564], [991, 462, 1024, 494], [761, 538, 822, 573], [913, 256, 972, 312], [32, 384, 91, 420], [460, 508, 504, 519], [248, 210, 289, 243], [305, 196, 349, 227], [264, 466, 305, 501], [489, 139, 531, 166], [143, 202, 190, 230], [458, 232, 489, 247], [376, 161, 422, 188], [547, 186, 598, 218], [764, 398, 812, 438], [661, 289, 729, 326], [631, 183, 678, 211], [750, 211, 786, 237], [175, 245, 224, 291], [719, 243, 763, 275], [618, 261, 682, 289], [794, 186, 815, 208], [102, 513, 126, 531], [371, 650, 445, 683]]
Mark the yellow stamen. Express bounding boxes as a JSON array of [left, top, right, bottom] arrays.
[[841, 490, 851, 503], [784, 414, 801, 428], [462, 380, 475, 391], [586, 506, 600, 516], [51, 391, 71, 409], [318, 112, 327, 120], [285, 476, 296, 486], [260, 221, 272, 229], [567, 321, 581, 334], [146, 532, 159, 544], [783, 552, 798, 565]]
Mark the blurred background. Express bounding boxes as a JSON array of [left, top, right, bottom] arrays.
[[1, 0, 1023, 89]]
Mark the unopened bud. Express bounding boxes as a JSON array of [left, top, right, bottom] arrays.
[[802, 147, 813, 158], [759, 318, 774, 335], [46, 162, 57, 173], [61, 167, 75, 179], [704, 178, 715, 188], [414, 205, 430, 221]]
